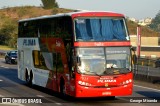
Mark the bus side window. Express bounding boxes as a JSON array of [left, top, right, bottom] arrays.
[[39, 52, 46, 67], [33, 50, 48, 70], [33, 50, 40, 66]]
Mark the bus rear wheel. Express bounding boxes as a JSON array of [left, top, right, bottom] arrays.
[[25, 71, 33, 86]]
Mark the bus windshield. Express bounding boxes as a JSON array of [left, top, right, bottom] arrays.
[[77, 47, 131, 75], [74, 17, 129, 41], [77, 48, 105, 75], [104, 47, 131, 75]]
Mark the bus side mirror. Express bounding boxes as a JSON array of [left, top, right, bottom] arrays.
[[133, 54, 137, 64], [131, 47, 137, 64], [71, 67, 75, 78], [131, 47, 135, 52]]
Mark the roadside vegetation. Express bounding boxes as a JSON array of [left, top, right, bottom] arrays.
[[149, 10, 160, 33], [0, 45, 15, 58], [0, 6, 73, 48], [0, 45, 15, 51], [127, 20, 159, 37]]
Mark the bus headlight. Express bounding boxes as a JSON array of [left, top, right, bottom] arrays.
[[122, 79, 132, 85], [78, 81, 92, 86]]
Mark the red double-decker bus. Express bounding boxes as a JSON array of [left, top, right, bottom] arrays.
[[18, 11, 133, 98]]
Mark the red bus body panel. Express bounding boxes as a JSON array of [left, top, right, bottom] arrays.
[[75, 72, 133, 97], [71, 12, 124, 19], [71, 12, 133, 97], [74, 41, 130, 47]]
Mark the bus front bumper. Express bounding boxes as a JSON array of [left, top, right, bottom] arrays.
[[75, 83, 133, 97]]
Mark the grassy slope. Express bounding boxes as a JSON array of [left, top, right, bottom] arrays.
[[0, 45, 15, 50], [0, 45, 15, 58], [0, 6, 73, 27], [127, 20, 159, 37], [0, 6, 73, 48], [0, 6, 159, 38]]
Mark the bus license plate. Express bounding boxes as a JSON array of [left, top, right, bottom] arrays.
[[102, 91, 112, 95]]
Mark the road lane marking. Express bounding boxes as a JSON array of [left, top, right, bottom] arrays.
[[0, 103, 25, 106], [0, 66, 9, 69], [0, 95, 4, 97], [36, 95, 62, 105], [55, 103, 62, 105], [36, 95, 44, 97], [134, 85, 160, 92]]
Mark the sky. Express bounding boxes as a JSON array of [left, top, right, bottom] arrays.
[[0, 0, 160, 20]]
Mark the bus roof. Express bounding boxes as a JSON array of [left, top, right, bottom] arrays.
[[18, 11, 125, 22]]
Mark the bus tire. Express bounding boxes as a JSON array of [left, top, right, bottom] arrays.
[[109, 96, 115, 100], [25, 70, 33, 86]]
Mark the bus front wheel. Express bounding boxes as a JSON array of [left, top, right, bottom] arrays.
[[60, 80, 66, 97], [108, 96, 115, 100]]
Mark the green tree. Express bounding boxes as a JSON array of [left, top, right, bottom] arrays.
[[0, 19, 17, 47], [149, 10, 160, 32], [41, 0, 59, 9]]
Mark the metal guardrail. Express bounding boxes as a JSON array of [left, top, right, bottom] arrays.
[[134, 65, 160, 77], [133, 58, 160, 82], [134, 58, 160, 75]]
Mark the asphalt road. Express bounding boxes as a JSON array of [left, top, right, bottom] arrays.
[[0, 58, 160, 106]]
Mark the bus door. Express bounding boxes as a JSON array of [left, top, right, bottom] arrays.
[[52, 53, 63, 91], [56, 52, 64, 77], [50, 53, 57, 91]]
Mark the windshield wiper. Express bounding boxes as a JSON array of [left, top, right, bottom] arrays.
[[117, 68, 131, 74]]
